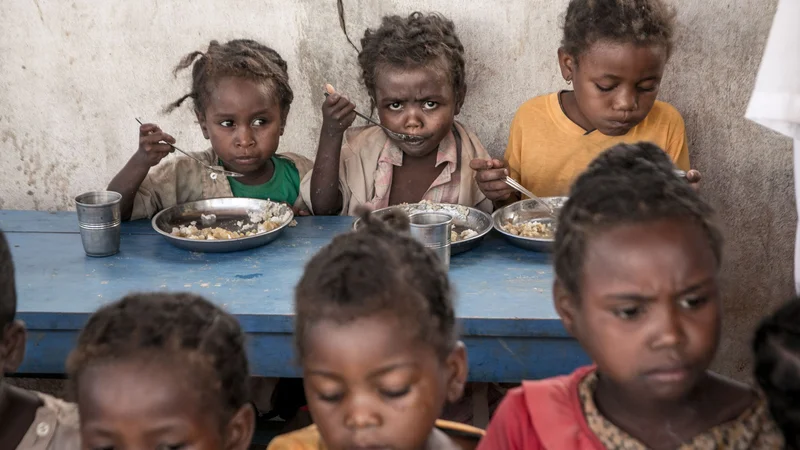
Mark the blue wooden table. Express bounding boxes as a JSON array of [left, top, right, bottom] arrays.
[[0, 210, 589, 382]]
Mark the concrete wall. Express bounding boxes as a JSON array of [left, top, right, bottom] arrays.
[[0, 0, 794, 379]]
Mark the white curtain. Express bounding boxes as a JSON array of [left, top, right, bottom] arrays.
[[745, 0, 800, 293]]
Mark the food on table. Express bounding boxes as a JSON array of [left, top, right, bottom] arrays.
[[501, 220, 554, 239], [170, 202, 292, 240], [399, 200, 479, 242], [451, 228, 478, 242]]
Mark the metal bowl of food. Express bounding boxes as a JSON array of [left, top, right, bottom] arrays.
[[492, 197, 568, 252], [151, 198, 294, 253], [353, 202, 493, 255]]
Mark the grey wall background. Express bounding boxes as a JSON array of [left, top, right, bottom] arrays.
[[0, 0, 795, 380]]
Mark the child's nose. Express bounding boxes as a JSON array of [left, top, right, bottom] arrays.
[[613, 87, 638, 112], [651, 304, 686, 349], [343, 396, 382, 429], [403, 108, 424, 131], [235, 126, 255, 147]]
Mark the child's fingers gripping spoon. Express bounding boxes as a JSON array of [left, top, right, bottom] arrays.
[[322, 84, 425, 144], [134, 118, 244, 178]]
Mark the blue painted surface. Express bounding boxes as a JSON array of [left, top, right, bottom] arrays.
[[2, 210, 589, 381]]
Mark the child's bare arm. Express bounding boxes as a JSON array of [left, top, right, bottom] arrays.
[[310, 85, 356, 215], [108, 123, 174, 220]]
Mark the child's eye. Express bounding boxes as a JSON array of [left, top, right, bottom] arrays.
[[252, 118, 268, 126], [156, 444, 186, 450], [380, 386, 411, 399], [679, 296, 708, 309], [219, 120, 234, 127], [614, 305, 642, 320], [422, 101, 438, 110], [637, 84, 658, 92], [595, 83, 615, 92], [388, 102, 403, 111], [318, 392, 344, 403]]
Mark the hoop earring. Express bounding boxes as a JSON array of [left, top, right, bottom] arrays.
[[566, 79, 572, 85]]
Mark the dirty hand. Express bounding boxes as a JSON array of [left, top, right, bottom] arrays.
[[321, 84, 357, 134], [686, 169, 702, 192], [290, 204, 311, 216], [136, 123, 175, 167], [470, 158, 516, 202]]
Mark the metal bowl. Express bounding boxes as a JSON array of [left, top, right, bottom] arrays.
[[151, 198, 294, 253], [492, 197, 568, 252], [353, 203, 493, 255]]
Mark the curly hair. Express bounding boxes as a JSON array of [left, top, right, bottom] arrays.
[[356, 12, 466, 107], [294, 208, 456, 361], [165, 39, 294, 124], [554, 142, 722, 297], [0, 230, 15, 329], [754, 298, 800, 448], [66, 293, 250, 425], [562, 0, 677, 59]]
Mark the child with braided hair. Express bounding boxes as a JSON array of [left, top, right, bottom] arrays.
[[66, 292, 255, 450], [268, 209, 484, 450], [109, 39, 312, 221], [479, 142, 781, 449]]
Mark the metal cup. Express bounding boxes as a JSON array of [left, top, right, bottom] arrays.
[[408, 212, 453, 268], [75, 191, 122, 257]]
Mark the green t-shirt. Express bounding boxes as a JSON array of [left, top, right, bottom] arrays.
[[227, 156, 300, 205]]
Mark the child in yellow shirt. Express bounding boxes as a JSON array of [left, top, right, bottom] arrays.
[[267, 210, 484, 450], [473, 0, 701, 201]]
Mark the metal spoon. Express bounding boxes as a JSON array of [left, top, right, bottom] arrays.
[[323, 92, 425, 144], [135, 118, 244, 178], [504, 176, 557, 217]]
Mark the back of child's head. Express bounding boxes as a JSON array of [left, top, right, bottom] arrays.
[[554, 142, 722, 296], [165, 39, 293, 123], [0, 230, 15, 331], [67, 292, 250, 425], [357, 12, 466, 106], [754, 298, 800, 447], [562, 0, 676, 59], [295, 209, 456, 360]]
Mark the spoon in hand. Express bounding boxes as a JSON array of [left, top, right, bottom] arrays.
[[504, 176, 557, 217], [324, 84, 425, 144], [135, 118, 243, 178]]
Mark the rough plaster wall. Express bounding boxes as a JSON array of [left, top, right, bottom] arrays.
[[0, 0, 795, 379]]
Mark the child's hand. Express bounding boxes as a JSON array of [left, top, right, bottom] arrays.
[[686, 169, 702, 192], [470, 158, 516, 202], [321, 84, 356, 134], [290, 204, 310, 216], [136, 123, 175, 167]]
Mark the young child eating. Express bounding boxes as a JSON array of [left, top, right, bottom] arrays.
[[303, 12, 492, 215], [67, 292, 254, 450], [0, 229, 80, 450], [109, 39, 312, 220], [473, 0, 700, 203], [267, 209, 484, 449], [479, 143, 781, 449]]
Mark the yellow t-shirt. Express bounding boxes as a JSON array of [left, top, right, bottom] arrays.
[[505, 92, 691, 197], [266, 419, 485, 450]]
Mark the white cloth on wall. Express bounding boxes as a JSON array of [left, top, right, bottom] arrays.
[[745, 0, 800, 293]]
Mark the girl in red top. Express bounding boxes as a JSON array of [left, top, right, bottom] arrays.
[[478, 142, 783, 449]]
